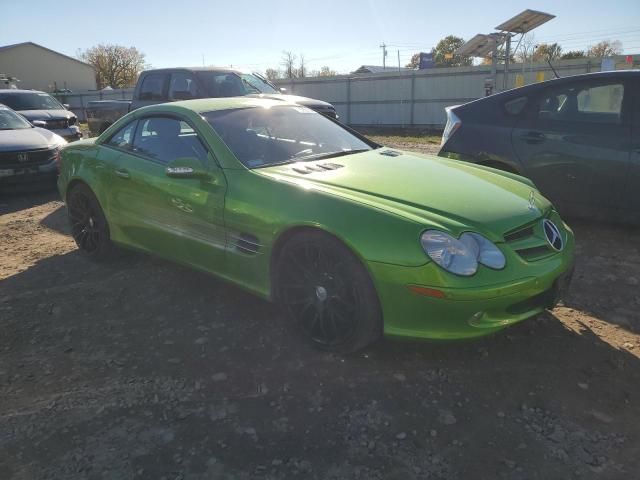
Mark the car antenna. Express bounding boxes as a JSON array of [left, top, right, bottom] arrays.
[[547, 59, 560, 79]]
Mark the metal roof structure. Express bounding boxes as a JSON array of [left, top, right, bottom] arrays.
[[495, 9, 555, 34]]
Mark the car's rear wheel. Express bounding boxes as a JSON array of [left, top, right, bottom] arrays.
[[275, 231, 383, 353], [67, 183, 114, 260]]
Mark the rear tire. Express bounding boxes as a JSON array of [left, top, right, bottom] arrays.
[[67, 183, 114, 261], [275, 231, 383, 353]]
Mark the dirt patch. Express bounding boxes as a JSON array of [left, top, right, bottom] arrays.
[[1, 181, 639, 479]]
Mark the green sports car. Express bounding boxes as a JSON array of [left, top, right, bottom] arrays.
[[58, 98, 575, 353]]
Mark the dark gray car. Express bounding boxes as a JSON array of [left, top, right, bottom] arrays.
[[0, 104, 66, 189], [439, 70, 640, 225], [0, 90, 82, 142]]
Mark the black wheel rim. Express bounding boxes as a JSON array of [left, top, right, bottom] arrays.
[[68, 191, 103, 253], [280, 242, 359, 346]]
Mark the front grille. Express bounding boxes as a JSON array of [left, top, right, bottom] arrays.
[[0, 147, 57, 168], [503, 216, 561, 262], [46, 118, 69, 129]]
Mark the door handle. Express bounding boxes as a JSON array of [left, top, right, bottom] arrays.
[[520, 131, 546, 144], [114, 168, 130, 179]]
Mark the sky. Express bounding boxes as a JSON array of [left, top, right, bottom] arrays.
[[2, 0, 640, 74]]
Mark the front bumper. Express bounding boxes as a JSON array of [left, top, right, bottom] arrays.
[[368, 234, 575, 340], [0, 159, 58, 187]]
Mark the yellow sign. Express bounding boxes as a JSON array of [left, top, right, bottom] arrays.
[[535, 71, 545, 82], [515, 74, 524, 88], [444, 52, 454, 60]]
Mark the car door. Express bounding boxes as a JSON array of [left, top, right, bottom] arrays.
[[108, 114, 228, 270], [512, 77, 632, 217], [628, 80, 640, 222]]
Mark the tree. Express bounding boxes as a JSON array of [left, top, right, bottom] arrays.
[[281, 51, 297, 79], [561, 50, 586, 60], [587, 40, 623, 58], [405, 53, 420, 69], [515, 33, 537, 64], [431, 35, 472, 67], [297, 54, 306, 78], [533, 43, 562, 62], [264, 68, 281, 81], [318, 66, 336, 77], [78, 44, 147, 89]]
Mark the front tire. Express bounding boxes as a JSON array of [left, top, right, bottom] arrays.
[[67, 183, 114, 260], [275, 231, 383, 353]]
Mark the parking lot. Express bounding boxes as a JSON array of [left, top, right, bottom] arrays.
[[1, 135, 639, 480]]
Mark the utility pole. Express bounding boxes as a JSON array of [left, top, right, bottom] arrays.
[[397, 50, 401, 71], [380, 43, 387, 69]]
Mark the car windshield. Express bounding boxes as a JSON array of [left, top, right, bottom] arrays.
[[204, 105, 372, 168], [0, 92, 63, 111], [195, 71, 278, 97], [239, 73, 278, 94], [0, 107, 32, 130]]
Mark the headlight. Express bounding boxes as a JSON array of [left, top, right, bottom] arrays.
[[421, 230, 506, 276], [420, 231, 478, 276]]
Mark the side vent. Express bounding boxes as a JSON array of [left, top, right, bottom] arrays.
[[234, 233, 262, 255], [291, 163, 344, 174]]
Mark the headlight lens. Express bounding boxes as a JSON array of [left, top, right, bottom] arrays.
[[421, 230, 506, 276], [420, 231, 478, 276]]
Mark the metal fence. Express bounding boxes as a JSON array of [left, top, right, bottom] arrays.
[[52, 88, 134, 122], [52, 55, 635, 127], [274, 56, 635, 128]]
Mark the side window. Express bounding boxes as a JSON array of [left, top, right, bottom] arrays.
[[169, 73, 198, 100], [138, 74, 167, 101], [105, 120, 137, 149], [132, 116, 209, 164], [537, 82, 624, 125], [504, 96, 528, 116]]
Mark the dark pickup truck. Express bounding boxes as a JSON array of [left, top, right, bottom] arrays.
[[86, 67, 337, 135]]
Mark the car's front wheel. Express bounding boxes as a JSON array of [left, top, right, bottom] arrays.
[[275, 231, 383, 353], [67, 183, 114, 260]]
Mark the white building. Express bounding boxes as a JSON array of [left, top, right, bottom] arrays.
[[0, 42, 96, 92]]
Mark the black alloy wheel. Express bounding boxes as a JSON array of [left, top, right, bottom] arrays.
[[277, 232, 382, 353]]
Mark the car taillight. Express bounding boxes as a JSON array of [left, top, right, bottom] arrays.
[[441, 107, 462, 147]]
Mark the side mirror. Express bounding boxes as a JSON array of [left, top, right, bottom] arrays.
[[279, 87, 287, 93], [165, 157, 210, 179], [63, 103, 70, 109], [32, 120, 47, 127]]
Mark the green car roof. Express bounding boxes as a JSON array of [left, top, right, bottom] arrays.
[[145, 97, 297, 115]]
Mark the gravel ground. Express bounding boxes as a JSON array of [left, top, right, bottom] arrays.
[[1, 166, 639, 479]]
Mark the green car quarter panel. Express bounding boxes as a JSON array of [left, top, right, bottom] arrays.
[[58, 98, 575, 340]]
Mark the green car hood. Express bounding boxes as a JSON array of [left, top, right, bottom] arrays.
[[258, 150, 551, 239]]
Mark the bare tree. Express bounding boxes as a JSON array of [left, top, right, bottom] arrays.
[[281, 51, 297, 79], [78, 44, 148, 89], [587, 40, 623, 58], [264, 68, 281, 81], [515, 33, 537, 64], [297, 54, 306, 78]]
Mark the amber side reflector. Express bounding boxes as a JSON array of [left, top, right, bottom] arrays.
[[408, 285, 447, 299]]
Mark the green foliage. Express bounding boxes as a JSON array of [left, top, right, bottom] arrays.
[[431, 36, 472, 67]]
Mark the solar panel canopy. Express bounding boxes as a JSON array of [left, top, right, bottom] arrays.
[[495, 9, 555, 33]]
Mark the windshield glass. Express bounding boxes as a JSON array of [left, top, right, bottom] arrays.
[[239, 73, 278, 94], [0, 107, 32, 130], [0, 92, 63, 110], [204, 105, 372, 168], [195, 71, 278, 97]]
